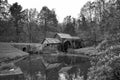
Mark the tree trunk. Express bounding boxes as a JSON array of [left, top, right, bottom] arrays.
[[15, 20, 19, 42]]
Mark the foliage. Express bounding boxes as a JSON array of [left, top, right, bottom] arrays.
[[79, 0, 120, 79], [20, 8, 42, 42], [38, 6, 58, 32], [0, 2, 59, 42], [1, 0, 120, 80], [0, 19, 15, 42], [10, 2, 22, 19], [0, 1, 11, 20], [87, 33, 120, 80], [63, 16, 76, 36], [9, 2, 23, 42]]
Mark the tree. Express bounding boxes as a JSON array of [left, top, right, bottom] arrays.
[[86, 0, 120, 79], [17, 8, 43, 42], [10, 2, 23, 42], [63, 16, 76, 36], [78, 0, 120, 46], [79, 1, 100, 46], [0, 0, 10, 20], [80, 1, 95, 22], [39, 6, 58, 27], [0, 1, 16, 42], [38, 6, 58, 38]]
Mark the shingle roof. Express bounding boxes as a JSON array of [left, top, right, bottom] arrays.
[[42, 38, 61, 44], [55, 33, 80, 40], [56, 33, 72, 39], [0, 43, 29, 61]]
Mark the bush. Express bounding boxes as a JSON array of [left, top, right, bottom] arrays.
[[87, 38, 120, 80]]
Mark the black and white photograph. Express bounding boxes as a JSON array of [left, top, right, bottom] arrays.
[[0, 0, 120, 80]]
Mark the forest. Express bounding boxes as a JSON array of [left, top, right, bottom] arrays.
[[1, 0, 120, 80]]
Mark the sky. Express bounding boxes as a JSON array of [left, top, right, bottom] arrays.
[[8, 0, 94, 22]]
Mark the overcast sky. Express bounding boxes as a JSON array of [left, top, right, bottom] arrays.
[[9, 0, 94, 22]]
